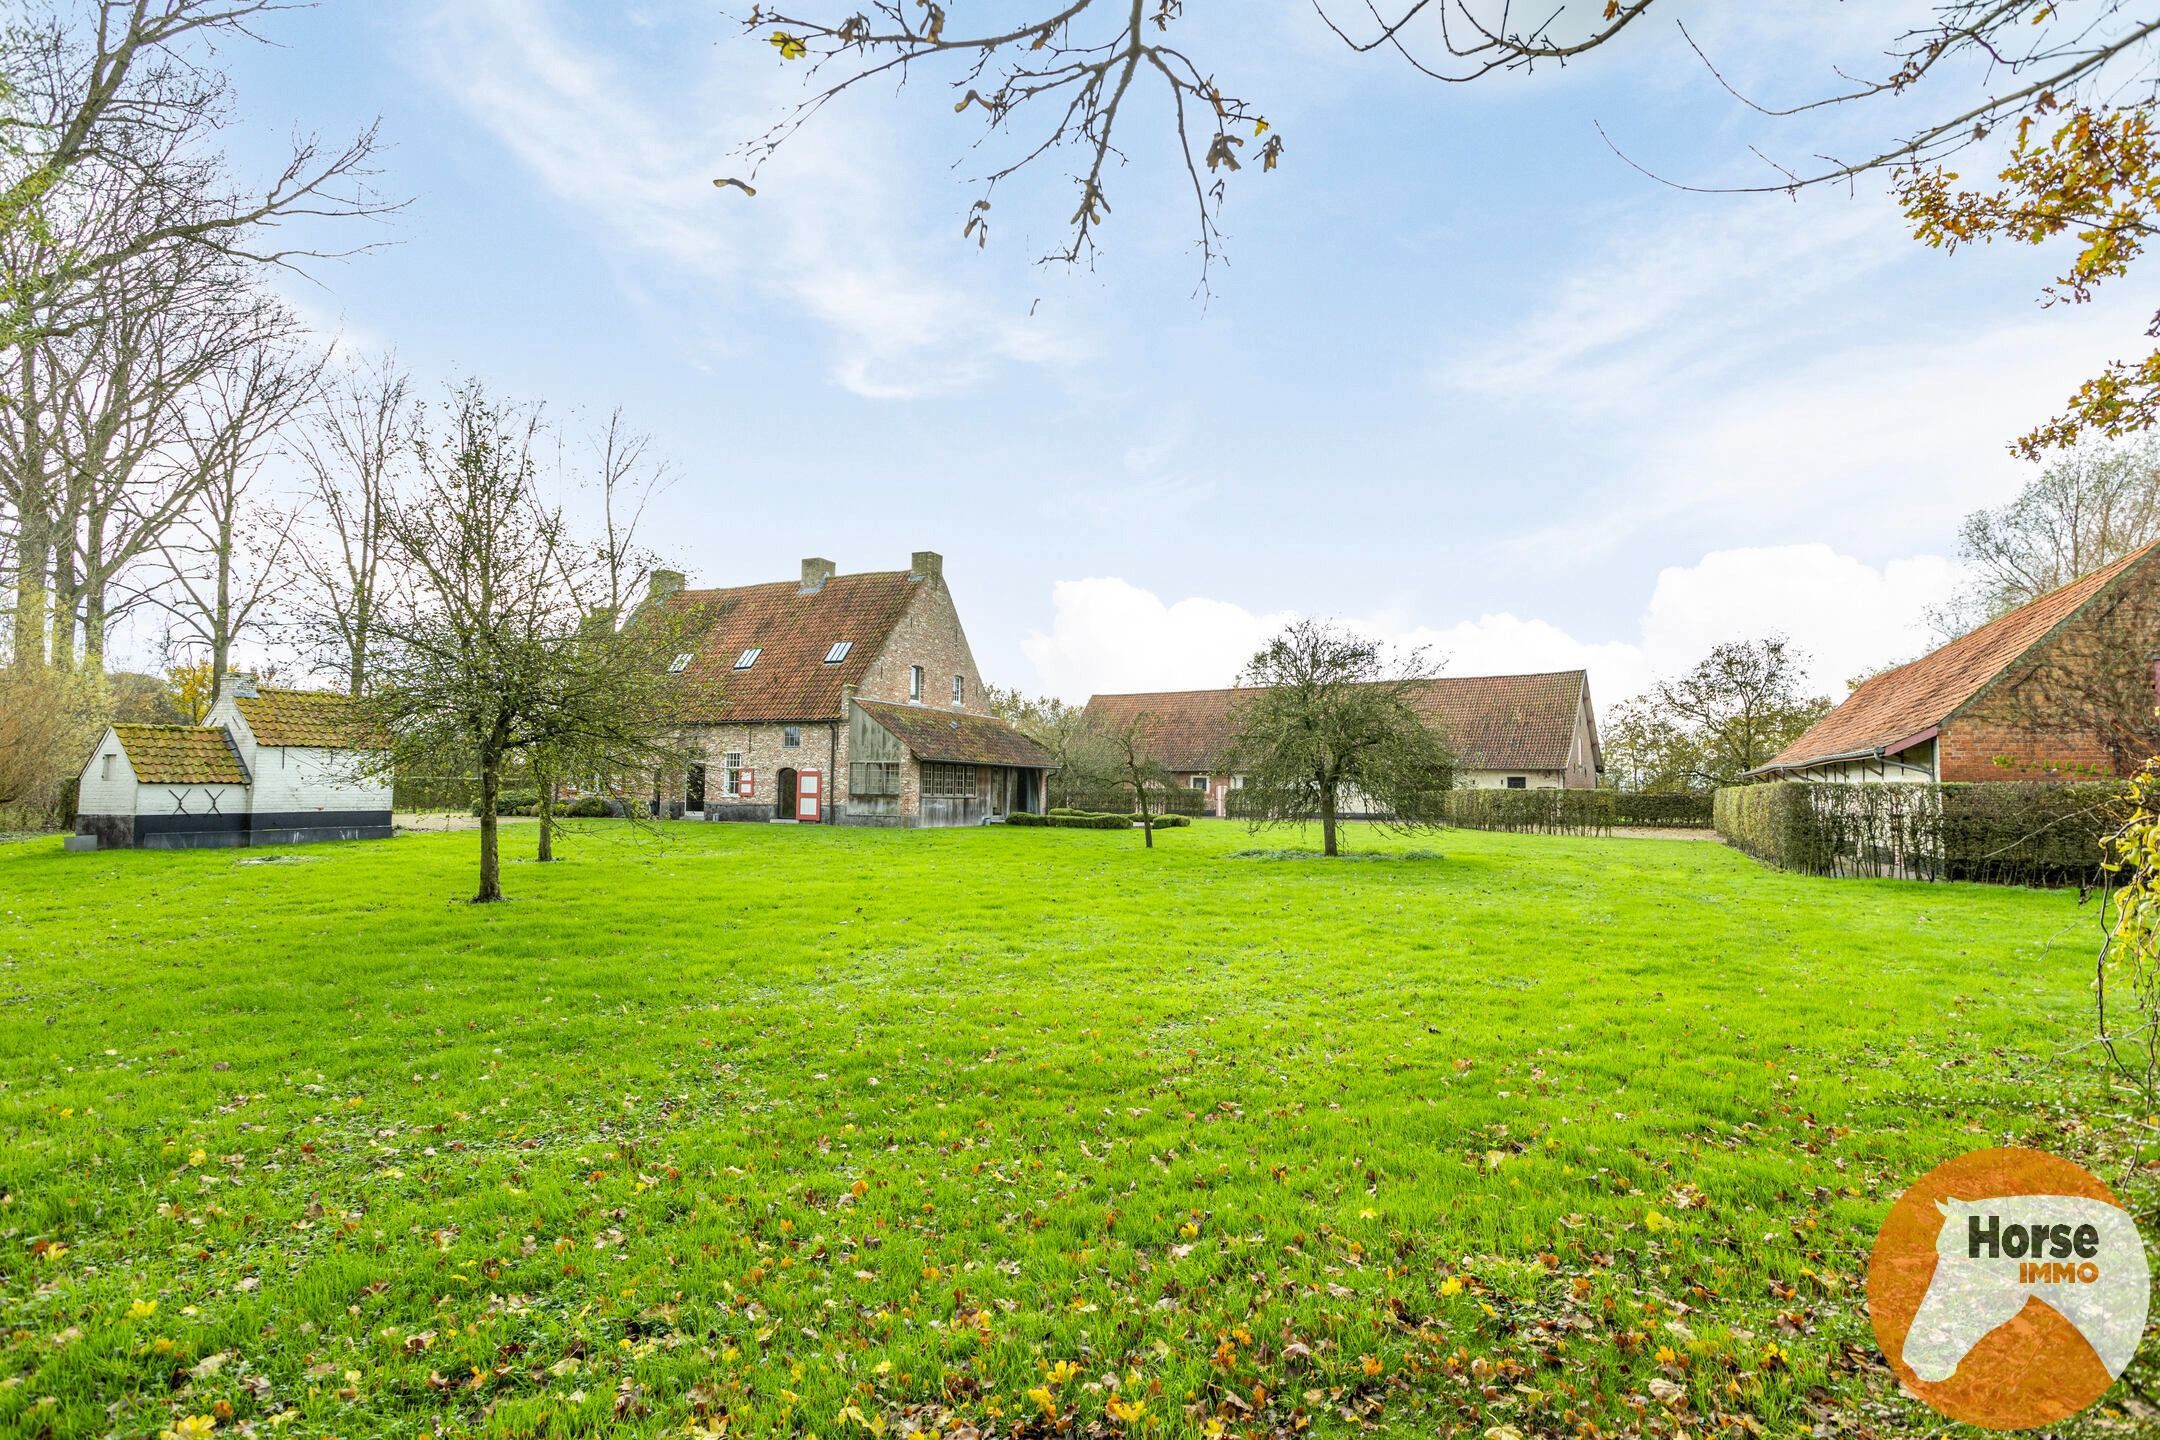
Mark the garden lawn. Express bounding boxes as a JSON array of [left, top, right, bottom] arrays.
[[0, 820, 2141, 1439]]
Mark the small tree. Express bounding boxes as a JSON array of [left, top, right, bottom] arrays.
[[1097, 710, 1172, 848], [1228, 620, 1456, 858], [365, 382, 687, 902]]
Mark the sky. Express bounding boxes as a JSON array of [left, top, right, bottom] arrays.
[[190, 0, 2155, 706]]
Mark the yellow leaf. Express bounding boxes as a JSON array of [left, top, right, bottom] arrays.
[[769, 31, 808, 60], [127, 1299, 158, 1320]]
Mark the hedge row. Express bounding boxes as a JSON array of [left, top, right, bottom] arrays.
[[1064, 786, 1210, 817], [1008, 810, 1193, 830], [1441, 789, 1615, 835], [1712, 780, 2126, 884], [1612, 791, 1715, 828]]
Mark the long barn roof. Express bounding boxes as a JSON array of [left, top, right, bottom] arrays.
[[1083, 670, 1596, 773]]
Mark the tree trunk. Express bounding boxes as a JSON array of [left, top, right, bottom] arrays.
[[475, 762, 504, 903], [1321, 785, 1339, 858], [13, 511, 50, 668], [536, 765, 555, 863]]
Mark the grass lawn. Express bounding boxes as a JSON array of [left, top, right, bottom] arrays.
[[0, 819, 2148, 1439]]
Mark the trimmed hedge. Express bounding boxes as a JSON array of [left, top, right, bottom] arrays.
[[1442, 788, 1615, 836], [1008, 810, 1131, 829], [1612, 791, 1714, 829], [1065, 786, 1210, 817], [1713, 780, 2126, 885]]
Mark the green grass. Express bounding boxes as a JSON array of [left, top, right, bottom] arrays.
[[0, 820, 2143, 1438]]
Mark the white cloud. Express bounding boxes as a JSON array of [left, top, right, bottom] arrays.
[[420, 0, 1087, 398], [1023, 543, 1960, 705]]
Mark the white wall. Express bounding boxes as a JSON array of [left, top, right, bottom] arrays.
[[76, 728, 136, 816], [249, 746, 391, 815], [1459, 769, 1567, 790], [205, 697, 258, 770]]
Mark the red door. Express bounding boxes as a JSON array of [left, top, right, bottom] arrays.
[[796, 769, 822, 823]]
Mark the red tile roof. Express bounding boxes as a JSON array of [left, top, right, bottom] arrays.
[[1761, 541, 2160, 773], [855, 700, 1053, 767], [1084, 670, 1595, 773], [660, 571, 921, 723], [111, 724, 249, 785]]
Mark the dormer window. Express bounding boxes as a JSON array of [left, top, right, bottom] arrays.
[[734, 648, 761, 670], [668, 653, 694, 673], [823, 641, 852, 664]]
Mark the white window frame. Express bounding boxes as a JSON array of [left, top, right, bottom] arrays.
[[783, 726, 801, 748], [909, 665, 924, 702], [734, 647, 761, 670], [1189, 774, 1209, 792], [725, 751, 744, 796], [1505, 775, 1528, 789], [823, 641, 852, 664], [668, 652, 694, 673], [952, 674, 965, 705]]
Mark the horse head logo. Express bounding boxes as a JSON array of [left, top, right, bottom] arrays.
[[1901, 1194, 2144, 1384]]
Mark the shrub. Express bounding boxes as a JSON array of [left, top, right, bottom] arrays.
[[1713, 780, 2125, 885], [473, 790, 539, 817], [0, 663, 108, 829], [1135, 813, 1190, 828], [565, 796, 611, 818]]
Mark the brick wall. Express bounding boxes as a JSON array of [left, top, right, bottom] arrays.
[[857, 573, 986, 711], [1940, 564, 2160, 782], [685, 720, 848, 820]]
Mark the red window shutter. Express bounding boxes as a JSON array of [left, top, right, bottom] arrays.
[[739, 768, 755, 798]]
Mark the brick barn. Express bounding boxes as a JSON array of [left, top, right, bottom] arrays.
[[1083, 670, 1603, 816], [1748, 540, 2160, 783], [652, 552, 1051, 826]]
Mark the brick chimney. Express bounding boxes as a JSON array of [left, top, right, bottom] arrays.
[[647, 569, 685, 605], [909, 550, 943, 583], [800, 557, 837, 593]]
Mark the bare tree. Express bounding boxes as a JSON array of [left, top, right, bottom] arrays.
[[530, 411, 676, 864], [152, 332, 318, 696], [1228, 620, 1456, 857], [0, 0, 391, 666], [1932, 440, 2160, 640], [289, 350, 410, 695], [2, 2, 391, 351], [1096, 708, 1171, 847]]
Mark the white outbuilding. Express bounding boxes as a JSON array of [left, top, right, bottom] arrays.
[[73, 676, 392, 850]]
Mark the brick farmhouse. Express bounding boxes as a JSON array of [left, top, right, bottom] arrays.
[[652, 552, 1051, 826], [1749, 540, 2160, 782], [1083, 670, 1602, 816]]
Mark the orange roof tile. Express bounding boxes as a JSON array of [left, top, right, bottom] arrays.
[[110, 724, 249, 785], [1084, 671, 1595, 773], [660, 571, 920, 723], [1761, 541, 2160, 772]]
